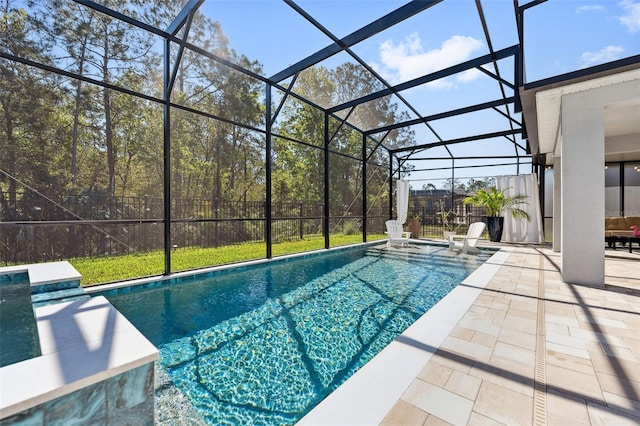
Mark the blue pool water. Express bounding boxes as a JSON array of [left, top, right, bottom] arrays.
[[0, 274, 41, 367], [100, 244, 491, 425]]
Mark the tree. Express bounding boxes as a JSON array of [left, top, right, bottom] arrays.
[[36, 0, 96, 191], [465, 177, 496, 193], [274, 63, 417, 224], [422, 183, 437, 191], [0, 1, 71, 262], [444, 178, 466, 192], [35, 0, 165, 197], [166, 12, 265, 208], [0, 3, 63, 209], [272, 67, 333, 206]]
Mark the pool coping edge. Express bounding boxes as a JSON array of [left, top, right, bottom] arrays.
[[0, 296, 158, 420]]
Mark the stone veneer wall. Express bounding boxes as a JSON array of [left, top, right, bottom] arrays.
[[0, 363, 154, 425]]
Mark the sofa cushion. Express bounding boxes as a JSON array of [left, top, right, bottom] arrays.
[[605, 217, 628, 230], [624, 216, 640, 228]]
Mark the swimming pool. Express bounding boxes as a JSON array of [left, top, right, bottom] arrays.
[[99, 243, 490, 424], [0, 274, 41, 367]]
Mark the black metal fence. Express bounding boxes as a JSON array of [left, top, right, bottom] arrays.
[[1, 189, 491, 265], [404, 192, 488, 239], [0, 191, 388, 264], [407, 211, 489, 239]]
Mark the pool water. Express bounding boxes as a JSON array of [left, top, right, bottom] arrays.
[[0, 275, 41, 367], [102, 244, 490, 425]]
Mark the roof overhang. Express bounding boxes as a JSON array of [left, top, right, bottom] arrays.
[[520, 56, 640, 165]]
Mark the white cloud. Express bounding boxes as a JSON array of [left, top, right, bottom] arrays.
[[457, 68, 483, 83], [376, 33, 484, 89], [618, 0, 640, 33], [576, 4, 605, 13], [580, 45, 625, 66]]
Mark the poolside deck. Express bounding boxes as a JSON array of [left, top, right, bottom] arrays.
[[302, 243, 640, 425]]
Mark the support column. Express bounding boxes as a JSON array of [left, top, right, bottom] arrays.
[[552, 159, 561, 253], [362, 133, 367, 242], [163, 40, 172, 275], [560, 92, 604, 285], [324, 112, 330, 249], [388, 155, 394, 220], [265, 84, 272, 258]]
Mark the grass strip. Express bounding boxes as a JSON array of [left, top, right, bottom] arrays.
[[73, 233, 386, 286]]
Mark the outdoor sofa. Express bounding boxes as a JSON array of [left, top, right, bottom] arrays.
[[605, 216, 640, 246]]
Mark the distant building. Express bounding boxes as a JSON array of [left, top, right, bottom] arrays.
[[408, 188, 470, 225]]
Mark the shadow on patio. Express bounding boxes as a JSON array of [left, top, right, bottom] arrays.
[[382, 245, 639, 425]]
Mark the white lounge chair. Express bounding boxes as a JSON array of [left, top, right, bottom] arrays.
[[448, 222, 485, 254], [385, 220, 411, 247]]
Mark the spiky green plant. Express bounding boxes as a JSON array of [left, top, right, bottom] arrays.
[[463, 187, 530, 221]]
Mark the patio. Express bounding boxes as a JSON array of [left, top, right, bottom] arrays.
[[1, 1, 639, 424], [302, 243, 640, 425]]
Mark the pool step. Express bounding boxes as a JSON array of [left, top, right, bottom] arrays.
[[27, 262, 82, 295], [30, 279, 81, 295], [31, 287, 89, 308], [20, 262, 86, 307], [0, 262, 87, 307]]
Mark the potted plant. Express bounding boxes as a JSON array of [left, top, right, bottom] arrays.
[[408, 213, 422, 238], [436, 200, 462, 239], [463, 187, 530, 242]]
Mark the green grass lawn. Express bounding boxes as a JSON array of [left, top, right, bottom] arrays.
[[72, 233, 386, 286]]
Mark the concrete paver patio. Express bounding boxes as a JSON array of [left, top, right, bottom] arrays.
[[379, 245, 640, 426]]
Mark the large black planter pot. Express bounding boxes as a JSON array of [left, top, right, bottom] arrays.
[[486, 216, 504, 242]]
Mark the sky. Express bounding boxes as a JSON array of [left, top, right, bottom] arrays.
[[199, 1, 639, 80], [196, 1, 639, 188]]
